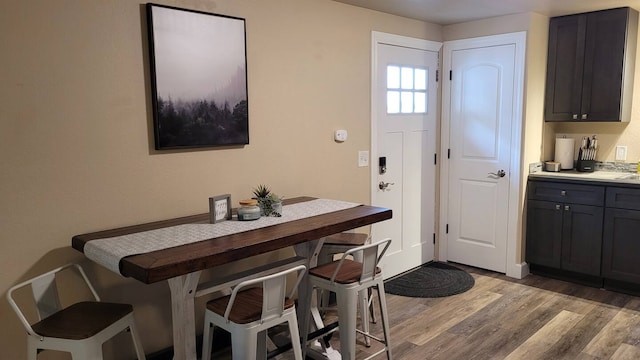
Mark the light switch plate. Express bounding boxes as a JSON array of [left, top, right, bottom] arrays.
[[358, 151, 369, 167], [616, 146, 627, 161]]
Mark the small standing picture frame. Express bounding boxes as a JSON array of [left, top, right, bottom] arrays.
[[210, 194, 232, 223]]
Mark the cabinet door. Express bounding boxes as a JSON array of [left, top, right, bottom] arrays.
[[526, 200, 563, 268], [544, 14, 586, 121], [602, 208, 640, 283], [561, 204, 604, 276], [581, 8, 629, 121]]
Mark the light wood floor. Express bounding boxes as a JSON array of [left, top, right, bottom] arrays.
[[213, 264, 640, 359]]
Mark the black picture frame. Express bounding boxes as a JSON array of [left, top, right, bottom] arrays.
[[147, 4, 249, 150], [209, 194, 232, 223]]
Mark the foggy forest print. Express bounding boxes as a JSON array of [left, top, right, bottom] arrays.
[[148, 5, 249, 149]]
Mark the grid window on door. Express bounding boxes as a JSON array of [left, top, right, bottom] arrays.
[[386, 65, 427, 114]]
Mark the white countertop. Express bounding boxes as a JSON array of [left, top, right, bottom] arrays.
[[529, 170, 640, 184]]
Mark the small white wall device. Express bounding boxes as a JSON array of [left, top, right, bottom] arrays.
[[334, 129, 348, 142]]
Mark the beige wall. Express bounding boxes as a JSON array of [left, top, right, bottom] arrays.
[[0, 0, 440, 358]]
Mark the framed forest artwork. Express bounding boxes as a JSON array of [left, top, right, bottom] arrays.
[[147, 4, 249, 150]]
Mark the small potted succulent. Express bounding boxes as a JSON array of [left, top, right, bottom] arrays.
[[252, 184, 283, 217]]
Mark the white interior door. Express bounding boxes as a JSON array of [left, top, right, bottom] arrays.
[[441, 33, 525, 274], [371, 33, 441, 279]]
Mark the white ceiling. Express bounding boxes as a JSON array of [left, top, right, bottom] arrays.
[[332, 0, 640, 25]]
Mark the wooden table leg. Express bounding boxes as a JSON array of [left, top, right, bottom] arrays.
[[167, 271, 202, 360]]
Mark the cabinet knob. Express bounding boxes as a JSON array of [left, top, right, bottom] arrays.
[[581, 114, 588, 120], [572, 114, 578, 120], [555, 204, 561, 210], [564, 205, 570, 211], [561, 190, 566, 196]]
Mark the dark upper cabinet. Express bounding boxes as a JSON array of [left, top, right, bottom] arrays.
[[545, 7, 638, 122]]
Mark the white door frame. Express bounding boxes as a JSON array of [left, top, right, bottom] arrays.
[[370, 32, 442, 266], [439, 32, 527, 279]]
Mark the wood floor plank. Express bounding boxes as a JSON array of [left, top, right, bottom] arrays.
[[398, 289, 502, 346], [427, 291, 573, 360], [611, 343, 640, 360], [539, 299, 620, 359], [583, 307, 640, 358], [503, 310, 584, 360]]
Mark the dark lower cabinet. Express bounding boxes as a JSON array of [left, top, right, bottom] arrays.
[[526, 199, 603, 276], [602, 195, 640, 285], [561, 203, 603, 275], [526, 200, 562, 268], [527, 179, 640, 295]]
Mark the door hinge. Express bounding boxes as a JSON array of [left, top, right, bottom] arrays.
[[436, 69, 439, 82], [447, 148, 451, 159], [446, 224, 449, 234], [434, 153, 437, 165], [449, 70, 452, 81], [433, 233, 436, 244]]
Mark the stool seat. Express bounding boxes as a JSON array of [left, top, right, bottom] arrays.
[[310, 260, 381, 284], [206, 287, 294, 324], [32, 301, 134, 340]]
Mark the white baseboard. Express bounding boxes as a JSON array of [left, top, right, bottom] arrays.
[[507, 262, 530, 279]]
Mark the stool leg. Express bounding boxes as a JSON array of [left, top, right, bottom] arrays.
[[127, 319, 146, 360], [201, 319, 214, 360], [336, 288, 358, 360], [286, 311, 304, 360], [231, 329, 257, 360], [72, 343, 103, 360], [27, 340, 38, 360], [368, 287, 377, 324], [376, 282, 393, 360], [256, 330, 267, 360], [359, 289, 371, 347]]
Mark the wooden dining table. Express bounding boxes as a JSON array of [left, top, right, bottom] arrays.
[[72, 196, 392, 360]]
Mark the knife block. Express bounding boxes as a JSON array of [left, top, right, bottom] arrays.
[[577, 159, 595, 172]]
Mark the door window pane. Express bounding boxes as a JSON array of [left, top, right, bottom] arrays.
[[387, 66, 400, 89], [387, 91, 400, 114], [415, 92, 427, 113], [401, 91, 413, 113], [401, 67, 414, 89], [415, 69, 427, 90]]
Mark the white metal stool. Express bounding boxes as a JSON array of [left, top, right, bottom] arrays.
[[201, 264, 307, 360], [6, 263, 146, 360], [309, 239, 393, 360], [318, 233, 376, 346]]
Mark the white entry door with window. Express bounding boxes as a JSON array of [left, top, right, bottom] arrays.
[[371, 32, 441, 279], [440, 32, 525, 275]]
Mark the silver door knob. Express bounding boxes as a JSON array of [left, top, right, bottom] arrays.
[[488, 170, 506, 178], [379, 181, 395, 190]]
